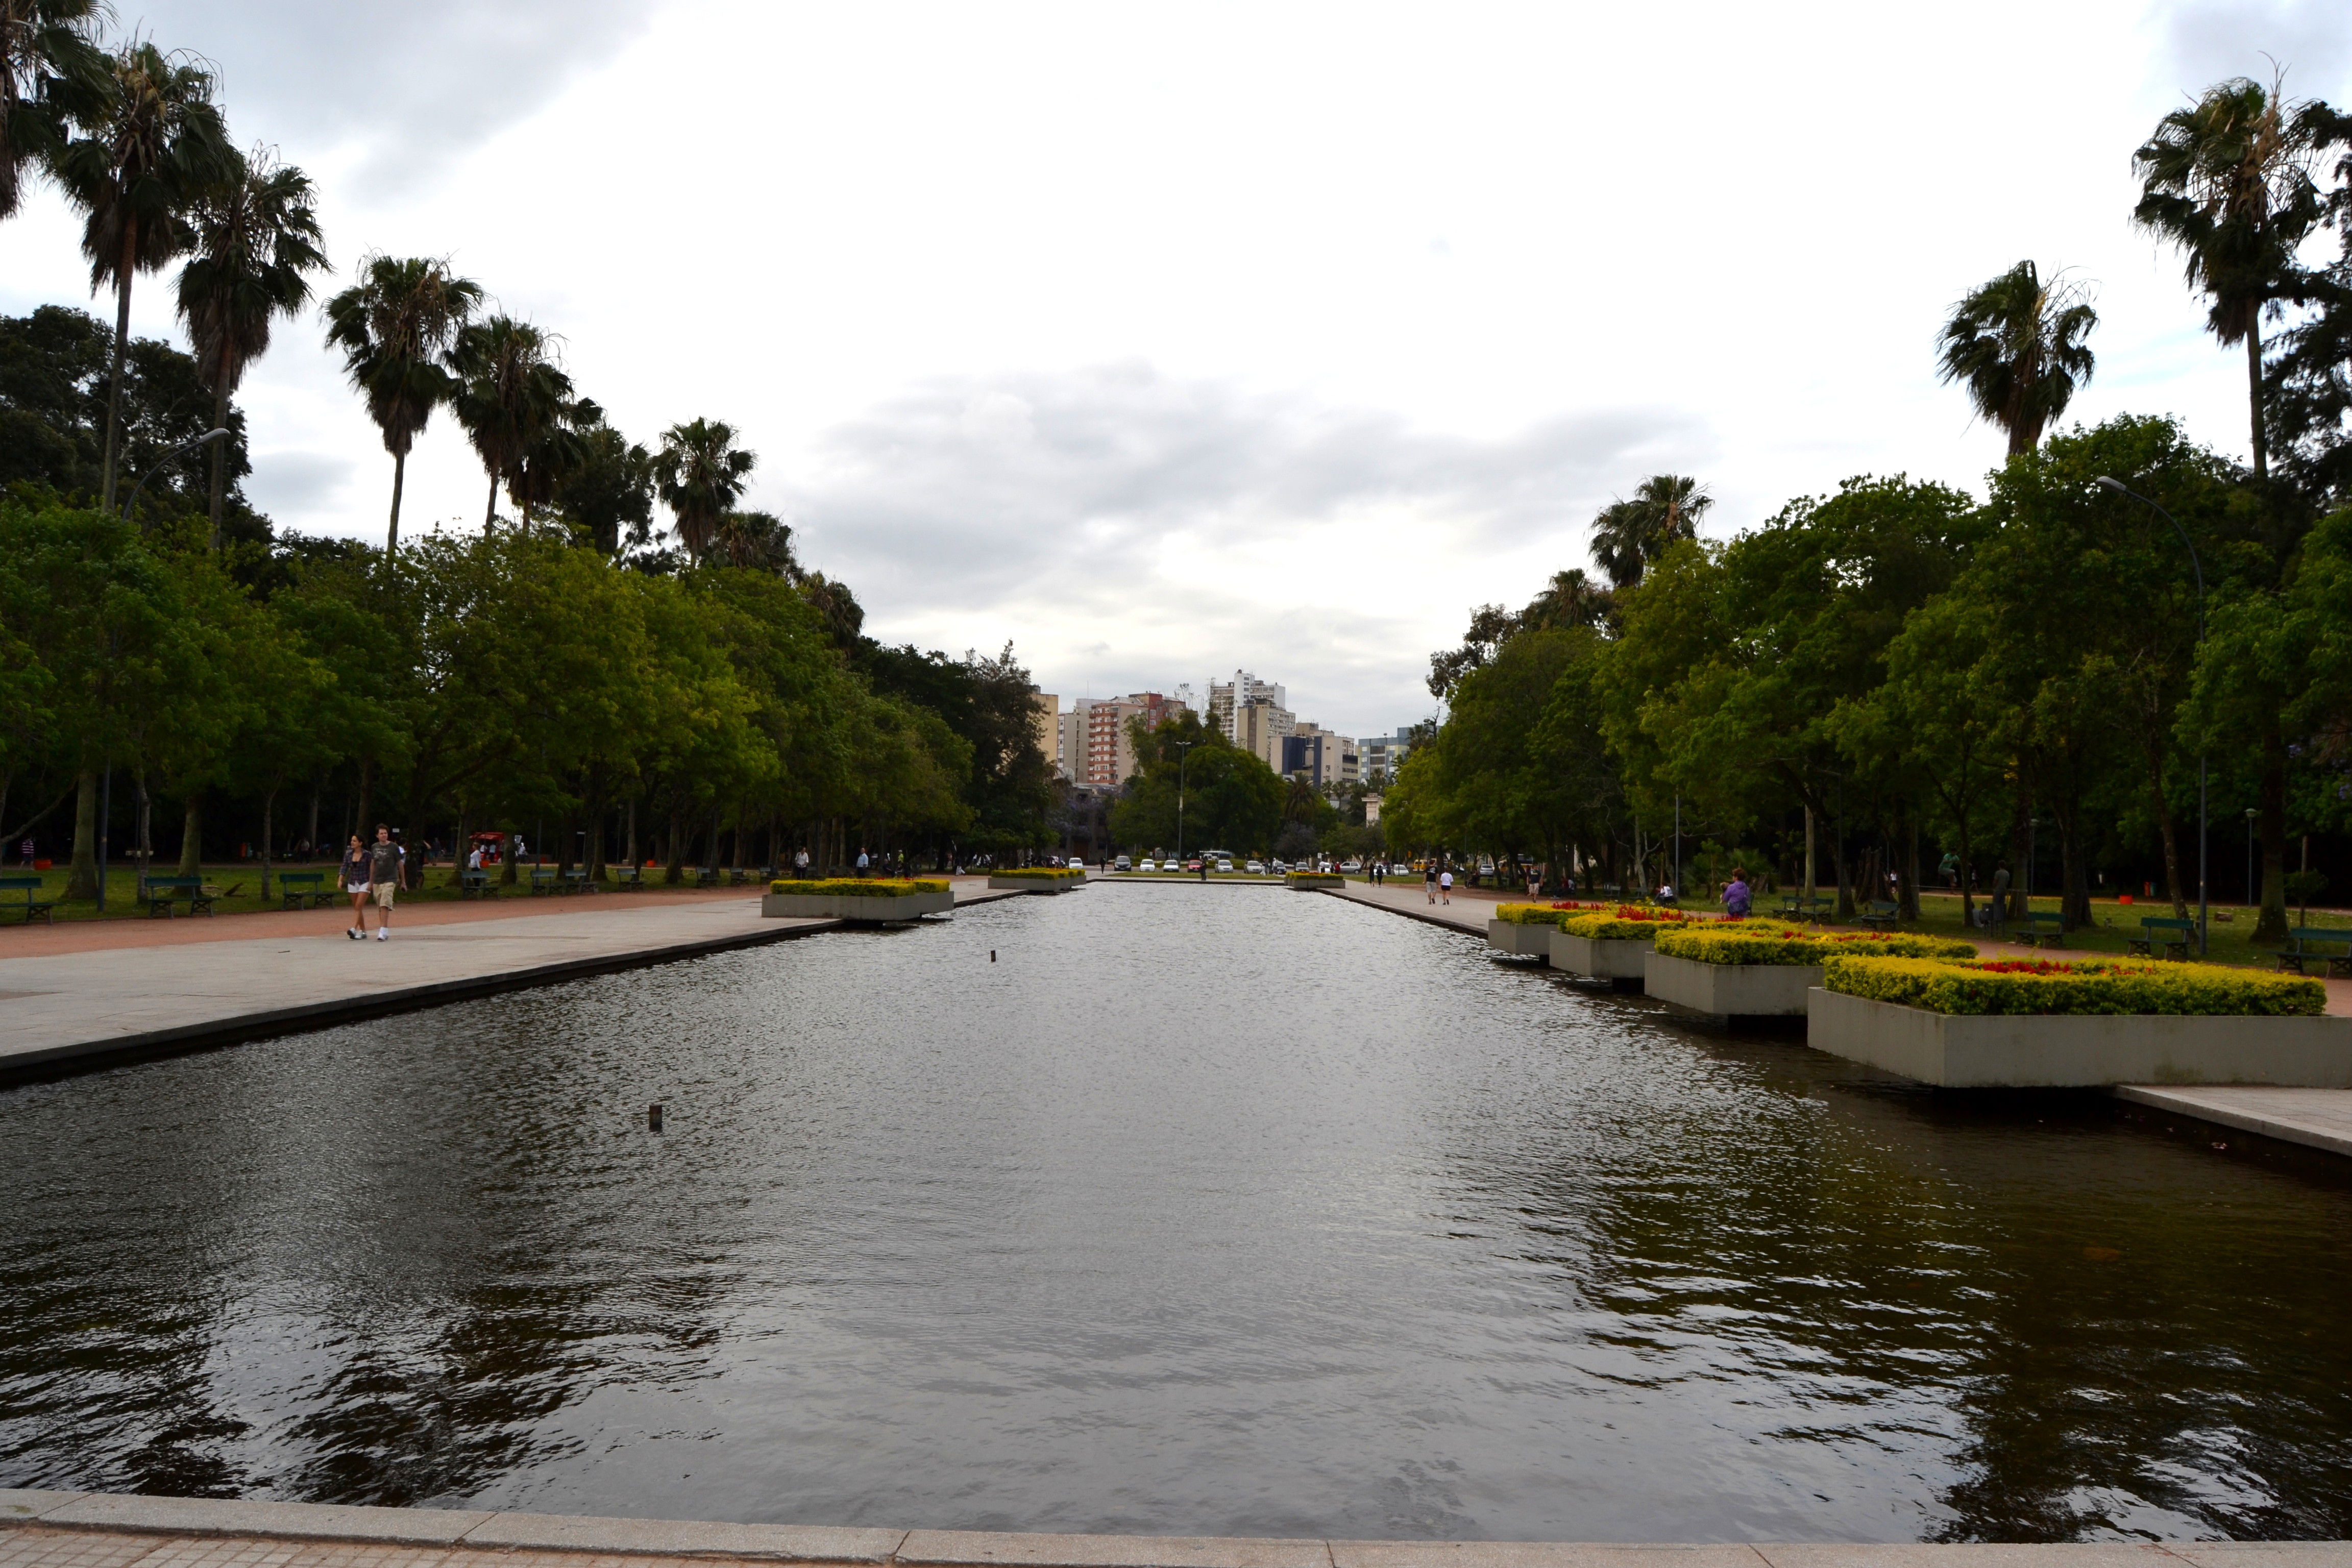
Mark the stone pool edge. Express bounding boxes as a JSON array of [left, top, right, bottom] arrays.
[[3, 1490, 2343, 1566]]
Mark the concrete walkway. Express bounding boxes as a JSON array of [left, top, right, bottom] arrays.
[[0, 880, 1011, 1082], [3, 1491, 2338, 1567]]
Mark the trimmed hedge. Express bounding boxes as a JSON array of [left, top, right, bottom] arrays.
[[1822, 953, 2325, 1016], [990, 867, 1085, 881], [1494, 901, 1607, 927], [1654, 925, 1978, 966], [768, 878, 950, 896], [1557, 904, 1702, 941]]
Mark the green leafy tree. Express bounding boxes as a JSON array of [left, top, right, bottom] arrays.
[[1111, 713, 1282, 856], [174, 144, 326, 548], [1935, 260, 2097, 456], [53, 40, 233, 512], [323, 255, 482, 553]]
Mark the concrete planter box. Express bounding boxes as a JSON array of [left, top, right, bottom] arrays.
[[1549, 932, 1651, 983], [1287, 875, 1346, 890], [988, 874, 1083, 893], [1647, 951, 1818, 1017], [1805, 987, 2352, 1088], [761, 890, 953, 921], [1485, 919, 1555, 960]]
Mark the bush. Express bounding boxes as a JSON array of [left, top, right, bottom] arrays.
[[767, 878, 950, 896], [1655, 925, 1978, 966], [1822, 954, 2325, 1016], [1494, 900, 1607, 927]]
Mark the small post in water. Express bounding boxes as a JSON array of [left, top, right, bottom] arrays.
[[648, 1102, 664, 1133]]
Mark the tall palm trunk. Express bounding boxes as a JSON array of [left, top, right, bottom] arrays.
[[101, 227, 138, 514], [387, 449, 407, 555], [484, 467, 499, 528], [207, 381, 231, 550], [2245, 323, 2267, 483], [66, 770, 100, 901]]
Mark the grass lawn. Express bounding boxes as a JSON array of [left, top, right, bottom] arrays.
[[0, 862, 746, 924]]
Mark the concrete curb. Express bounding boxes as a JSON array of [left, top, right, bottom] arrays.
[[2114, 1084, 2352, 1158], [3, 1492, 2342, 1565]]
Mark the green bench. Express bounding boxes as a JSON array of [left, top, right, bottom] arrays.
[[528, 867, 559, 895], [2128, 916, 2195, 961], [1859, 899, 1900, 931], [143, 876, 215, 917], [459, 870, 498, 899], [608, 865, 642, 889], [1777, 894, 1835, 924], [2017, 911, 2067, 947], [562, 868, 590, 893], [0, 874, 56, 925], [2278, 927, 2352, 978], [277, 871, 330, 910]]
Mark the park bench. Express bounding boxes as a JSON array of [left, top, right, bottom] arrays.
[[1859, 899, 1901, 930], [692, 866, 723, 888], [2127, 916, 2195, 961], [2017, 911, 2067, 948], [528, 867, 558, 896], [1777, 894, 1834, 924], [277, 871, 329, 910], [0, 874, 56, 926], [459, 870, 497, 899], [608, 865, 641, 889], [562, 868, 590, 894], [2277, 927, 2352, 978], [142, 876, 215, 918]]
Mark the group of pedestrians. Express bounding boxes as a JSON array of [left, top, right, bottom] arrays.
[[339, 825, 404, 941]]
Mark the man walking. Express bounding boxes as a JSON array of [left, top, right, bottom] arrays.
[[367, 824, 403, 941], [1425, 861, 1437, 904]]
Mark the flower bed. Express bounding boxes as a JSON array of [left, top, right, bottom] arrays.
[[1653, 925, 1977, 966], [1556, 905, 1698, 941], [1821, 954, 2323, 1017], [767, 878, 949, 896]]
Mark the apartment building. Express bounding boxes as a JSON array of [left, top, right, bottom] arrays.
[[1282, 723, 1358, 788], [1359, 732, 1413, 783], [1033, 694, 1060, 775], [1233, 697, 1294, 774], [1207, 671, 1286, 742]]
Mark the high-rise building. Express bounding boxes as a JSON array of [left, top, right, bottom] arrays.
[[1033, 694, 1061, 776], [1360, 732, 1413, 783], [1284, 723, 1358, 787], [1207, 671, 1285, 741], [1233, 697, 1293, 773]]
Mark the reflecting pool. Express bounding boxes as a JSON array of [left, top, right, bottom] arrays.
[[4, 885, 2350, 1542]]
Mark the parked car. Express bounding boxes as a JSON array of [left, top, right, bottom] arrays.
[[1341, 859, 1362, 873], [1135, 859, 1154, 872], [1245, 860, 1265, 875], [1269, 860, 1288, 874], [1216, 858, 1235, 873], [1115, 855, 1132, 871]]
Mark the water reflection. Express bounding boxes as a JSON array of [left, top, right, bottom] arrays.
[[2, 887, 2348, 1541]]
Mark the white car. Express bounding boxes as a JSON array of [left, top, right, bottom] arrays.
[[1136, 859, 1155, 872], [1341, 859, 1362, 873], [1245, 860, 1266, 875], [1216, 858, 1235, 874], [1269, 861, 1288, 874]]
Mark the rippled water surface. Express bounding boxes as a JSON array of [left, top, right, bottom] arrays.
[[5, 886, 2351, 1542]]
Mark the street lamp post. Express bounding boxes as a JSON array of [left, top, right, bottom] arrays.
[[1173, 742, 1196, 864], [2096, 476, 2209, 954], [120, 428, 232, 523]]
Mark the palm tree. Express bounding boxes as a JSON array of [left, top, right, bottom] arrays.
[[324, 255, 482, 554], [507, 393, 599, 532], [1, 0, 110, 220], [1519, 567, 1612, 631], [2133, 74, 2331, 482], [53, 39, 233, 512], [714, 508, 798, 573], [1590, 474, 1710, 589], [449, 314, 571, 529], [1935, 261, 2097, 456], [173, 143, 326, 549], [654, 418, 755, 563]]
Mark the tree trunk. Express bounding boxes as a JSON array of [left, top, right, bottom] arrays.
[[2149, 753, 2188, 921], [1901, 812, 1922, 922], [260, 789, 276, 902], [665, 808, 686, 884], [2004, 785, 2031, 922], [2246, 321, 2268, 484], [485, 467, 500, 529], [307, 782, 320, 858], [208, 380, 232, 551], [178, 794, 203, 879], [1830, 813, 1852, 919], [66, 770, 99, 901], [100, 229, 136, 514], [626, 797, 638, 868], [354, 758, 372, 843], [387, 449, 407, 556], [2255, 730, 2290, 943], [502, 822, 521, 885], [136, 770, 151, 890], [1802, 807, 1816, 904]]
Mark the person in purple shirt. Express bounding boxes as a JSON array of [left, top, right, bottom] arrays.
[[1723, 868, 1752, 919]]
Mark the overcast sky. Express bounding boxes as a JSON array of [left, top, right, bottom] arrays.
[[4, 0, 2347, 738]]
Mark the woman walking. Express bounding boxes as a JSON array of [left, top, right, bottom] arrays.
[[340, 835, 372, 939]]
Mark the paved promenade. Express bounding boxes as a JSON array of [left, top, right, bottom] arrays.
[[3, 1491, 2340, 1567], [1321, 883, 2352, 1162], [0, 880, 1008, 1081]]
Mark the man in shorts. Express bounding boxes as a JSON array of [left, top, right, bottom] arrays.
[[368, 824, 404, 941]]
